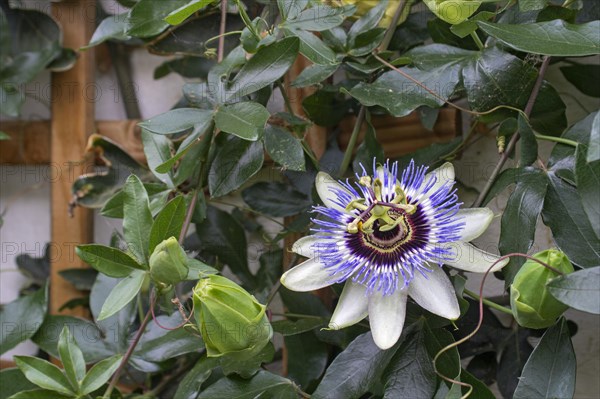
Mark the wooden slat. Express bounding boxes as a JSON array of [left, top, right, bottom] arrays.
[[0, 120, 145, 165], [49, 0, 96, 316], [338, 108, 461, 157]]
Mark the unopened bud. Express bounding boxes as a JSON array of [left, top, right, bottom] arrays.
[[149, 237, 189, 286], [510, 249, 574, 329], [193, 275, 272, 359]]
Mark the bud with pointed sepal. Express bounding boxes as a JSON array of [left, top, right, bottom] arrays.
[[510, 249, 574, 329], [148, 237, 189, 286], [193, 275, 272, 360]]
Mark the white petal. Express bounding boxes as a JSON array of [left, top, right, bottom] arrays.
[[368, 289, 408, 350], [409, 266, 460, 320], [315, 172, 352, 213], [292, 235, 318, 258], [280, 258, 336, 292], [329, 281, 368, 330], [425, 162, 455, 194], [443, 242, 509, 273], [456, 208, 494, 242]]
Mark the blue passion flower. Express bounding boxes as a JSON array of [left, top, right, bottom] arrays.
[[280, 160, 508, 349]]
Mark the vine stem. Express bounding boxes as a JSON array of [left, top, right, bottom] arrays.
[[377, 0, 408, 52], [534, 133, 578, 147], [472, 55, 551, 207], [218, 0, 228, 63], [463, 289, 512, 315], [103, 308, 153, 398], [339, 106, 366, 175], [339, 0, 410, 176]]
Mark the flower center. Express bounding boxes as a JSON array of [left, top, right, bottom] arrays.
[[367, 215, 409, 248]]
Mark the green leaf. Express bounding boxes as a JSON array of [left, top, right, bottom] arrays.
[[132, 313, 203, 363], [575, 145, 600, 237], [589, 112, 600, 163], [347, 28, 385, 57], [86, 13, 130, 48], [519, 0, 548, 11], [272, 318, 327, 336], [31, 316, 113, 364], [7, 390, 72, 399], [195, 206, 254, 287], [478, 20, 600, 56], [518, 115, 537, 166], [0, 368, 36, 399], [347, 0, 387, 46], [383, 326, 436, 399], [350, 44, 476, 117], [174, 356, 218, 399], [186, 258, 218, 280], [242, 182, 311, 217], [139, 108, 213, 134], [76, 244, 146, 278], [226, 37, 299, 102], [312, 332, 402, 399], [57, 327, 85, 389], [264, 125, 306, 171], [292, 63, 339, 87], [460, 368, 496, 399], [303, 89, 349, 127], [286, 28, 338, 65], [97, 271, 146, 321], [90, 275, 137, 352], [462, 47, 534, 113], [127, 0, 189, 37], [219, 343, 276, 379], [423, 324, 460, 383], [499, 168, 548, 285], [547, 266, 600, 314], [548, 111, 596, 170], [122, 175, 153, 263], [0, 284, 47, 354], [283, 5, 353, 32], [560, 64, 600, 98], [513, 318, 575, 398], [529, 82, 567, 136], [542, 172, 600, 268], [79, 355, 122, 395], [14, 356, 74, 396], [197, 370, 296, 399], [148, 196, 187, 254], [141, 130, 174, 187], [214, 102, 270, 141], [58, 268, 98, 291], [208, 136, 264, 198], [278, 0, 309, 20], [149, 14, 244, 57], [164, 0, 215, 25], [285, 332, 328, 390]]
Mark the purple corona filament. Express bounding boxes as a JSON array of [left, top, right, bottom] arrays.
[[310, 160, 465, 296]]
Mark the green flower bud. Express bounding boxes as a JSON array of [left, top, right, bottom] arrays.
[[193, 275, 272, 360], [149, 237, 189, 286], [510, 249, 574, 329], [422, 0, 482, 25]]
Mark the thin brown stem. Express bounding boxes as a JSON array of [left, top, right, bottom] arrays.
[[473, 56, 551, 207], [218, 0, 228, 63], [378, 0, 408, 52], [103, 309, 153, 398]]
